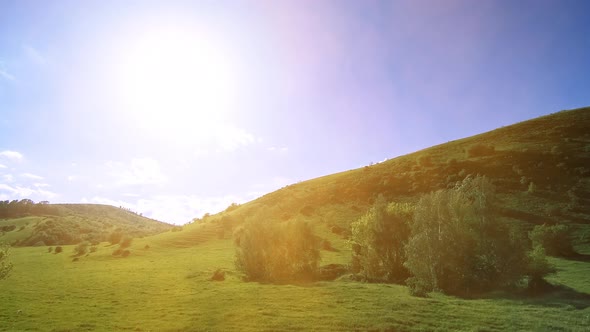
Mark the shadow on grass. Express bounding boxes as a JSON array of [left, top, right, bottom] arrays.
[[478, 280, 590, 310], [562, 252, 590, 262]]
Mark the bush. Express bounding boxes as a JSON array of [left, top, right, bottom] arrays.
[[527, 245, 556, 291], [109, 231, 123, 245], [48, 247, 53, 253], [119, 237, 133, 249], [74, 241, 90, 256], [0, 244, 13, 280], [529, 224, 574, 257], [350, 197, 412, 282], [404, 175, 531, 295], [234, 218, 321, 282], [89, 246, 98, 253], [211, 268, 225, 281], [54, 246, 63, 254]]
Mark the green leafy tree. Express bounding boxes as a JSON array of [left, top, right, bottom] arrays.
[[234, 218, 321, 282], [350, 196, 413, 282], [0, 244, 13, 280], [404, 175, 530, 295]]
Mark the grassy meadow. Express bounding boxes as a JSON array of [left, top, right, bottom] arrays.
[[1, 234, 589, 331]]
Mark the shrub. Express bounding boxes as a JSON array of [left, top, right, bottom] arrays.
[[529, 224, 574, 257], [404, 175, 531, 295], [119, 236, 133, 249], [109, 231, 123, 245], [48, 247, 53, 253], [121, 250, 131, 257], [467, 144, 495, 157], [527, 182, 536, 194], [89, 246, 98, 253], [0, 244, 13, 280], [74, 241, 90, 256], [234, 218, 321, 282], [527, 245, 556, 290], [211, 268, 225, 281], [350, 197, 412, 282], [54, 246, 63, 254]]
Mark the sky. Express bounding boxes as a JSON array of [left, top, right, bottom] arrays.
[[1, 0, 589, 224]]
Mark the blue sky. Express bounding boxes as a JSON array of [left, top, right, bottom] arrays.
[[1, 0, 589, 224]]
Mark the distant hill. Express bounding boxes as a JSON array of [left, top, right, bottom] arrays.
[[0, 203, 173, 246], [179, 107, 590, 249]]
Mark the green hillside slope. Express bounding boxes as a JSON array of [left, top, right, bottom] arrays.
[[0, 203, 173, 246], [183, 107, 590, 250]]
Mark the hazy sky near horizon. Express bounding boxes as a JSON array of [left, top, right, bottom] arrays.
[[1, 0, 589, 224]]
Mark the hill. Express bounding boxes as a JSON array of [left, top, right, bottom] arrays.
[[186, 107, 590, 248], [0, 203, 173, 246]]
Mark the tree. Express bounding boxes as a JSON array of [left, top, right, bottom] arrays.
[[350, 196, 413, 282], [234, 218, 321, 282], [0, 244, 13, 280], [404, 175, 531, 295]]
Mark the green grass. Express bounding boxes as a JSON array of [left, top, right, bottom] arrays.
[[1, 239, 589, 331]]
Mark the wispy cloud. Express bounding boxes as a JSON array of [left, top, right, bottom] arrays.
[[0, 150, 23, 161], [87, 192, 257, 225], [0, 164, 6, 169], [0, 183, 57, 200], [267, 146, 289, 153], [20, 172, 44, 180], [106, 158, 167, 186], [213, 125, 256, 152], [1, 174, 14, 183], [23, 44, 47, 65]]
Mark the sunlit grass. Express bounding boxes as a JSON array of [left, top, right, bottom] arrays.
[[1, 237, 589, 331]]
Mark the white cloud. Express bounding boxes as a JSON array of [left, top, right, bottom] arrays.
[[0, 183, 57, 200], [106, 158, 167, 186], [67, 175, 78, 182], [87, 192, 257, 225], [267, 146, 289, 153], [0, 150, 23, 161], [20, 172, 44, 180], [0, 164, 6, 169], [213, 125, 256, 151], [1, 174, 14, 183], [23, 44, 47, 65]]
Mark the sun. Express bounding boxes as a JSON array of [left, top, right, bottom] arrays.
[[113, 25, 237, 133]]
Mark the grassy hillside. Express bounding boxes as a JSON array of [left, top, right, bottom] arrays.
[[197, 107, 590, 245], [1, 107, 589, 331], [0, 204, 173, 246]]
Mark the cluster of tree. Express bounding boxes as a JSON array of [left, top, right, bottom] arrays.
[[0, 199, 59, 219], [234, 218, 321, 282], [351, 175, 559, 296]]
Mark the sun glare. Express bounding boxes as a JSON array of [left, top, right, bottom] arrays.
[[114, 26, 237, 132]]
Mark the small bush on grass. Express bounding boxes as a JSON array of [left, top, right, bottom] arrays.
[[211, 269, 225, 281], [74, 241, 90, 256], [234, 218, 321, 282], [54, 246, 63, 254]]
